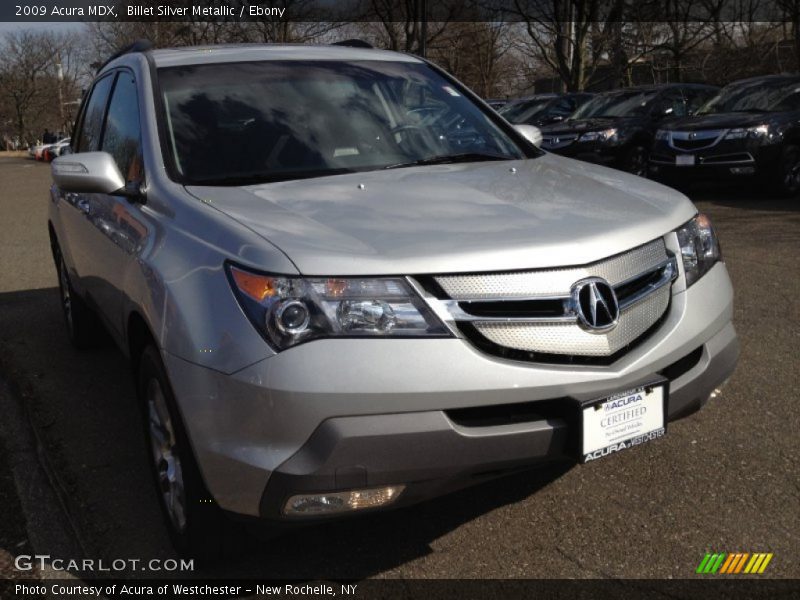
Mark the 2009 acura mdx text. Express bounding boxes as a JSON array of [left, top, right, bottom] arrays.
[[48, 42, 738, 558]]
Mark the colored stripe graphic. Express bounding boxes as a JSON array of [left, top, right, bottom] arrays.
[[758, 553, 773, 574], [734, 553, 749, 573], [696, 554, 712, 574], [720, 554, 736, 573], [700, 552, 774, 574], [722, 553, 740, 574], [744, 554, 760, 573]]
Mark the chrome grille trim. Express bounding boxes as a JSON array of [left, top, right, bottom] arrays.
[[435, 239, 668, 300], [668, 129, 726, 152], [473, 285, 671, 356], [435, 257, 677, 324], [425, 239, 676, 358]]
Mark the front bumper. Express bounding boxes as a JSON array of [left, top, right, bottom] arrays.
[[648, 142, 781, 183], [163, 263, 738, 519]]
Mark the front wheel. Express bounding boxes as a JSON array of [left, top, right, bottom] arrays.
[[138, 345, 239, 563], [774, 144, 800, 197], [623, 145, 649, 178]]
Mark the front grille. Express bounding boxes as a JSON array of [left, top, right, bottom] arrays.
[[436, 239, 667, 299], [669, 130, 724, 152], [474, 285, 670, 356], [445, 398, 570, 428], [701, 152, 754, 165], [422, 239, 676, 364], [672, 139, 714, 151]]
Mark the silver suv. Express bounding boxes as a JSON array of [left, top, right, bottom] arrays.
[[49, 43, 738, 557]]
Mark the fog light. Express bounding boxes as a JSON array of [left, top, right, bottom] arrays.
[[729, 166, 755, 174], [283, 485, 406, 516]]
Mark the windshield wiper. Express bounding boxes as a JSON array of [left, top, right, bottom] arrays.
[[189, 168, 356, 186], [383, 152, 513, 170]]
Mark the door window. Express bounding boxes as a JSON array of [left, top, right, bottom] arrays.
[[75, 75, 114, 152], [101, 72, 144, 186]]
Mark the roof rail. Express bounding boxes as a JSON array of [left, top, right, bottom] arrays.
[[332, 39, 373, 49], [96, 39, 153, 73]]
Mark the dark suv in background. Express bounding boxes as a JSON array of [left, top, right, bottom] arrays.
[[498, 93, 593, 127], [540, 84, 718, 176], [649, 74, 800, 195]]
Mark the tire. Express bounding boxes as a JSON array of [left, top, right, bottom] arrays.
[[623, 144, 649, 178], [55, 251, 103, 350], [774, 144, 800, 197], [137, 345, 239, 563]]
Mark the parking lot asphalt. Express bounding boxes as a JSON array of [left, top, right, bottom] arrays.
[[0, 154, 797, 581]]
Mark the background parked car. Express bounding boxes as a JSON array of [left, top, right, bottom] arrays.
[[30, 136, 69, 161], [649, 74, 800, 195], [43, 137, 71, 162], [485, 98, 509, 110], [498, 93, 593, 127], [539, 84, 718, 176]]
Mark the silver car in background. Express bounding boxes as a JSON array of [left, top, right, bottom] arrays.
[[49, 43, 738, 559]]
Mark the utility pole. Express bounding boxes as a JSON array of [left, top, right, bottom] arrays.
[[419, 0, 427, 58], [56, 62, 65, 135]]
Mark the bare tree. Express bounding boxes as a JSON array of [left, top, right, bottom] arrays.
[[432, 22, 520, 98], [507, 0, 623, 91], [361, 0, 464, 54], [0, 29, 86, 144]]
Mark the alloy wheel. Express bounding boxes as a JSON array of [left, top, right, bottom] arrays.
[[782, 152, 800, 193], [147, 378, 187, 533], [628, 147, 648, 177]]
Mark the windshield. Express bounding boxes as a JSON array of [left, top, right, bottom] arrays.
[[158, 60, 526, 185], [571, 90, 659, 119], [697, 79, 800, 114], [499, 97, 553, 123]]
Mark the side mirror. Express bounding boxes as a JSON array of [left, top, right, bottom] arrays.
[[51, 152, 125, 194], [514, 124, 543, 148]]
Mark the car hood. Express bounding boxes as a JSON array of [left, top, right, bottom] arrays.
[[541, 116, 645, 135], [664, 112, 776, 130], [186, 154, 695, 276]]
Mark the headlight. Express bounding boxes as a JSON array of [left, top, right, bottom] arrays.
[[724, 124, 769, 141], [655, 129, 669, 141], [227, 264, 450, 350], [675, 214, 721, 287], [579, 128, 618, 143]]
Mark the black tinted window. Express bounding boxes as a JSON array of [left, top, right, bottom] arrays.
[[102, 72, 143, 185], [683, 88, 714, 113], [698, 79, 800, 114], [653, 90, 687, 117], [552, 98, 575, 115], [76, 75, 113, 152]]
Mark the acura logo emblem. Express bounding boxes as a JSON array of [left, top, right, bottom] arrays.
[[572, 277, 619, 332]]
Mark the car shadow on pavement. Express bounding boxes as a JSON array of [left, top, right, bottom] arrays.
[[0, 286, 574, 582]]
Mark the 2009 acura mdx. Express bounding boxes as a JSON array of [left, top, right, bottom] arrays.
[[48, 43, 738, 558]]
